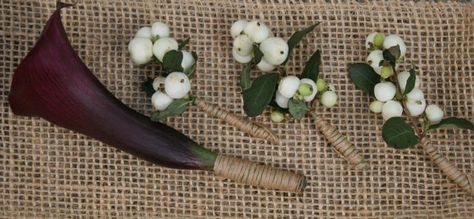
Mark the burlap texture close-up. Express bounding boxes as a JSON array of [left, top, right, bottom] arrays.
[[1, 0, 473, 218]]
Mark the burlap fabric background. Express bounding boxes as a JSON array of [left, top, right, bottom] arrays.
[[1, 0, 473, 218]]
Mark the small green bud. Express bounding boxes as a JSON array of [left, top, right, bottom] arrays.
[[270, 110, 285, 122], [373, 33, 385, 49], [380, 66, 393, 79], [316, 78, 327, 92], [297, 83, 313, 96]]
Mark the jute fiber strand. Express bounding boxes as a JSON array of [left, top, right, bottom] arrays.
[[1, 0, 473, 218]]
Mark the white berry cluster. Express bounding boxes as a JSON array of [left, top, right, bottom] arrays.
[[128, 22, 195, 73], [150, 72, 191, 111], [231, 20, 289, 72], [275, 76, 338, 109], [365, 33, 444, 124]]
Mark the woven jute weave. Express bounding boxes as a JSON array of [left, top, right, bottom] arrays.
[[1, 0, 473, 218]]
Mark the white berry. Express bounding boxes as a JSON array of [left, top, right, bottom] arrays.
[[397, 71, 421, 92], [256, 59, 276, 72], [233, 34, 253, 56], [260, 37, 289, 65], [275, 91, 290, 108], [244, 20, 271, 43], [152, 76, 165, 91], [231, 20, 248, 38], [135, 27, 152, 39], [406, 88, 425, 101], [128, 37, 153, 65], [152, 37, 178, 61], [382, 100, 403, 121], [425, 104, 444, 124], [367, 50, 384, 74], [164, 72, 191, 99], [369, 100, 384, 113], [320, 91, 338, 108], [181, 51, 195, 72], [406, 99, 426, 117], [300, 78, 318, 102], [278, 76, 301, 98], [151, 22, 170, 38], [151, 91, 173, 111], [383, 34, 407, 58], [232, 48, 252, 63], [374, 82, 397, 102]]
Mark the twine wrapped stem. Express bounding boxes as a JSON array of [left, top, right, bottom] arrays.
[[310, 112, 368, 170], [213, 154, 306, 192], [195, 99, 279, 144]]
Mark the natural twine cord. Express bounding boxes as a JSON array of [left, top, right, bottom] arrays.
[[420, 138, 473, 195], [310, 112, 368, 170], [213, 154, 306, 192], [195, 99, 279, 144]]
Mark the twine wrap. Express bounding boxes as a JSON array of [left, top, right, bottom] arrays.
[[420, 138, 473, 195], [213, 155, 306, 192], [311, 113, 368, 170], [196, 100, 279, 144]]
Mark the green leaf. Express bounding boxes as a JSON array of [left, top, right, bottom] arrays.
[[383, 45, 400, 67], [382, 117, 419, 149], [162, 50, 184, 72], [301, 50, 321, 81], [243, 73, 279, 117], [178, 38, 190, 50], [283, 23, 320, 64], [428, 117, 474, 132], [240, 62, 253, 90], [348, 63, 381, 97], [403, 68, 417, 95], [253, 44, 264, 64], [288, 99, 310, 119], [141, 78, 155, 97], [151, 98, 191, 122]]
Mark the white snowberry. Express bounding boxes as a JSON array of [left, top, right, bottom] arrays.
[[259, 37, 289, 65], [256, 59, 276, 72], [181, 51, 195, 72], [397, 71, 421, 92], [152, 37, 179, 61], [151, 22, 170, 39], [383, 34, 407, 58], [406, 88, 425, 101], [320, 91, 338, 108], [233, 34, 253, 56], [231, 20, 248, 38], [275, 91, 290, 108], [382, 100, 403, 121], [300, 78, 318, 102], [128, 37, 154, 65], [244, 20, 271, 43], [135, 27, 152, 39], [152, 76, 165, 91], [164, 72, 191, 99], [278, 76, 301, 98], [425, 104, 444, 124], [369, 100, 384, 113], [405, 99, 426, 117], [151, 91, 173, 111], [232, 48, 252, 63], [366, 32, 384, 49], [367, 50, 384, 74], [374, 82, 397, 102]]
